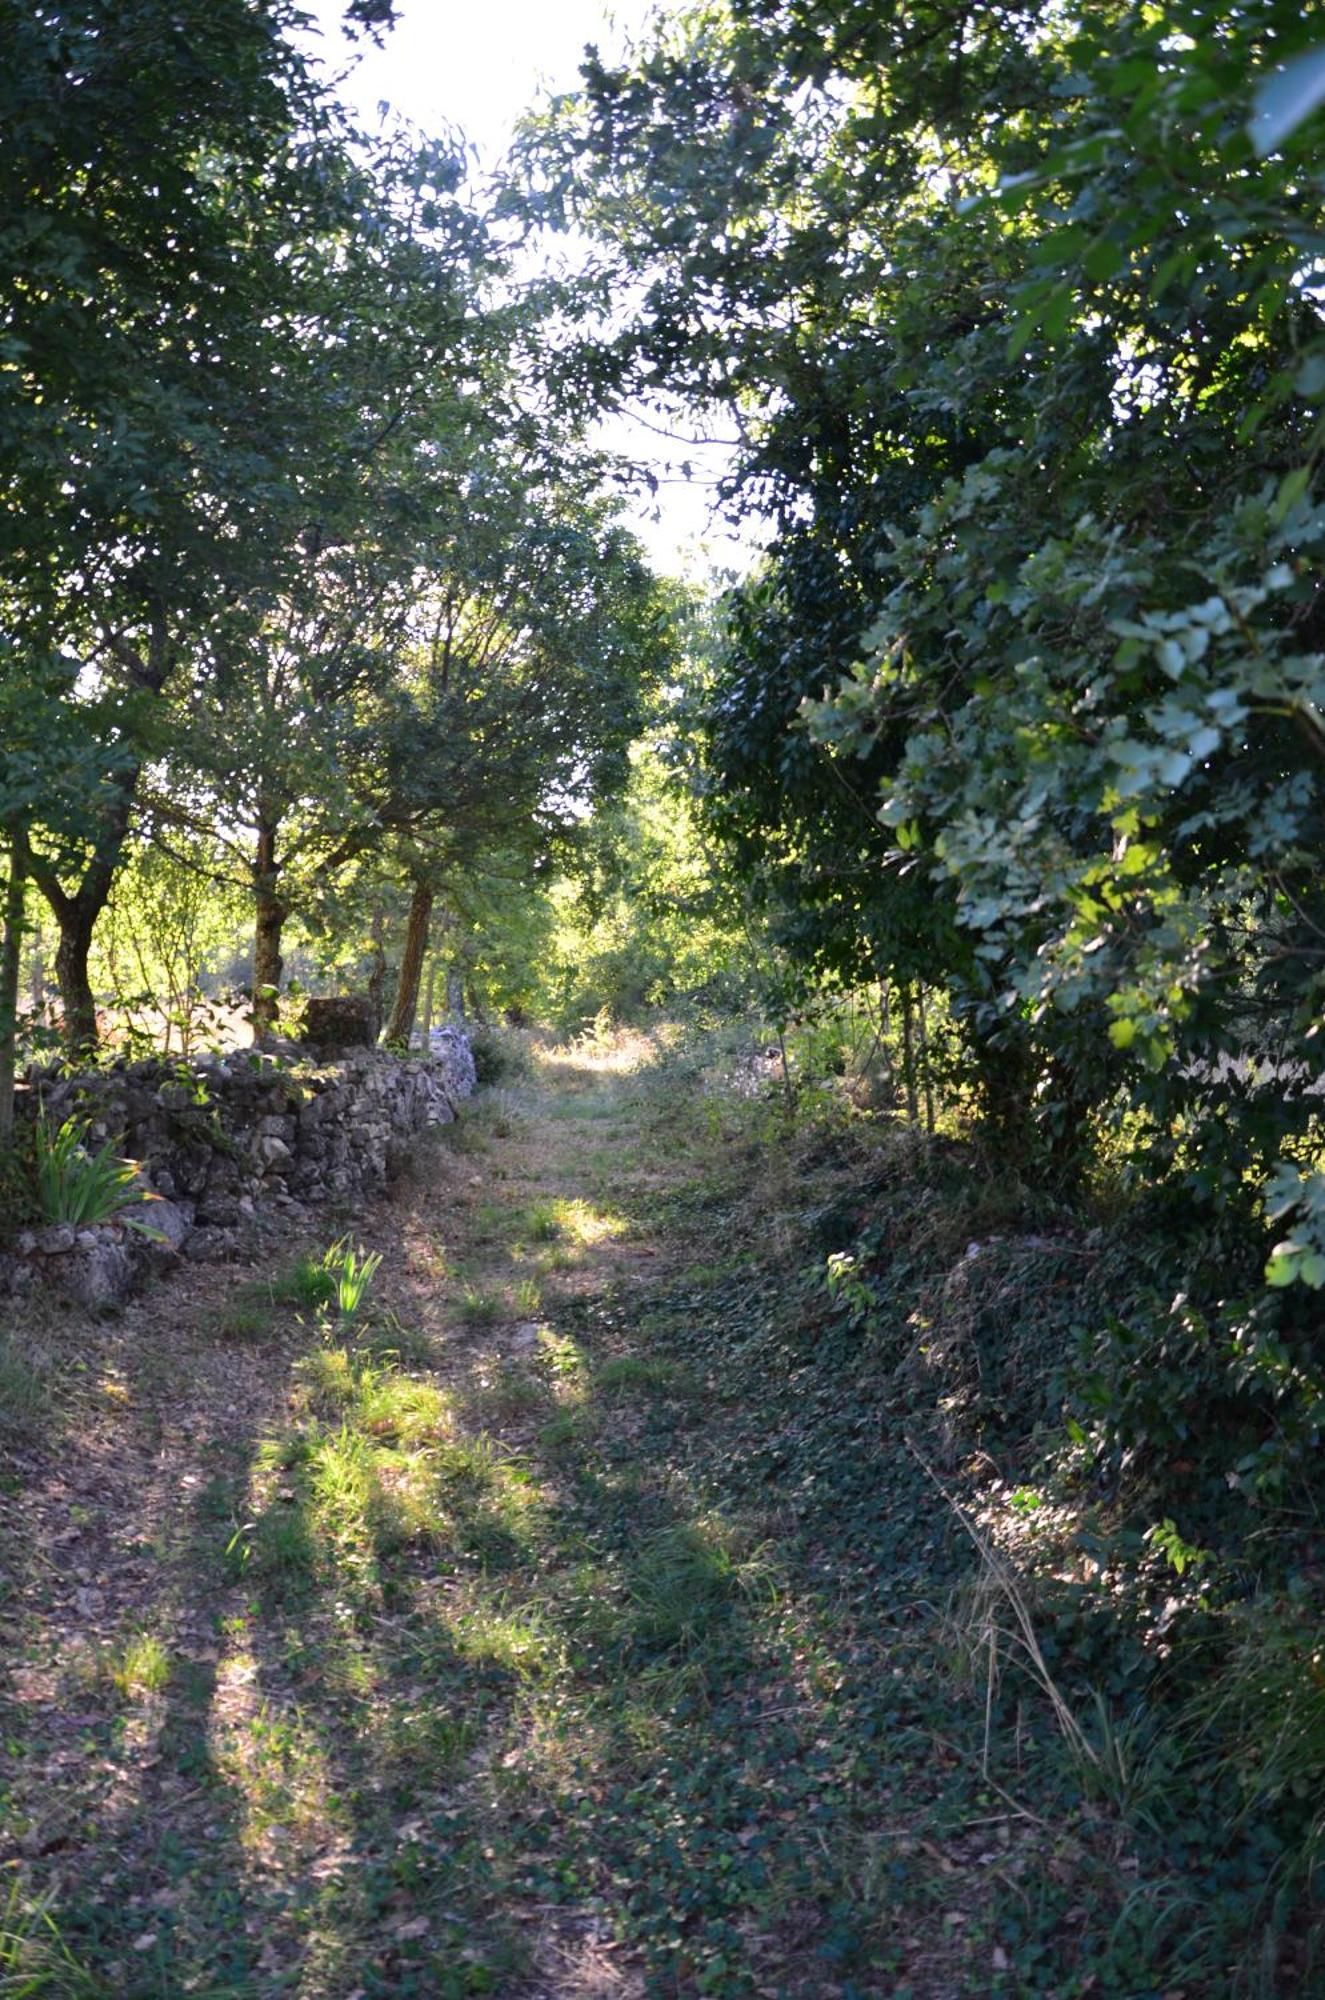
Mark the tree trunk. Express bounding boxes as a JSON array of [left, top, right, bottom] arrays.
[[420, 952, 437, 1051], [27, 614, 174, 1060], [53, 895, 101, 1058], [386, 879, 434, 1048], [29, 913, 44, 1018], [917, 986, 936, 1135], [900, 983, 919, 1126], [367, 906, 387, 1040], [31, 821, 128, 1059], [0, 833, 27, 1144], [252, 821, 287, 1043]]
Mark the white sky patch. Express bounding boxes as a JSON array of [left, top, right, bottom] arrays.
[[300, 0, 757, 578]]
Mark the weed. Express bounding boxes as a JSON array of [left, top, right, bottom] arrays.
[[458, 1285, 504, 1328], [450, 1598, 559, 1679], [110, 1631, 171, 1699], [0, 1876, 93, 1995], [596, 1354, 689, 1396], [526, 1198, 562, 1242], [322, 1237, 382, 1320], [267, 1249, 338, 1311], [513, 1275, 542, 1316], [0, 1340, 47, 1440], [214, 1300, 275, 1342], [33, 1115, 159, 1233]]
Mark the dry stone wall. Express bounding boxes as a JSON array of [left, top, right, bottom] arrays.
[[2, 1037, 474, 1308]]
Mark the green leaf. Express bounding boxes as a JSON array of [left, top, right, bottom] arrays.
[[1266, 1243, 1303, 1287]]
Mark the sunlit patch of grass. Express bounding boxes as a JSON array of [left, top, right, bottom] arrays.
[[525, 1196, 627, 1248], [355, 1371, 451, 1445], [300, 1345, 452, 1441], [109, 1631, 171, 1700], [212, 1676, 346, 1853], [449, 1596, 562, 1680], [513, 1275, 542, 1316]]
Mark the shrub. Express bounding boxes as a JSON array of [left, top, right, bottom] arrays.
[[33, 1116, 157, 1232], [468, 1024, 531, 1087]]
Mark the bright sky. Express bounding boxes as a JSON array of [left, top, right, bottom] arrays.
[[304, 0, 654, 166], [302, 0, 750, 575]]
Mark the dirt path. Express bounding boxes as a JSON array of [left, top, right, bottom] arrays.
[[1, 1040, 1025, 1998]]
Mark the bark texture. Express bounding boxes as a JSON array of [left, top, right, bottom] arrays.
[[385, 880, 434, 1048]]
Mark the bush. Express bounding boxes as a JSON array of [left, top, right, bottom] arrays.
[[468, 1024, 532, 1088], [33, 1116, 156, 1232]]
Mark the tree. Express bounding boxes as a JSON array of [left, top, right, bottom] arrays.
[[0, 0, 406, 1051], [523, 0, 1325, 1189], [372, 466, 673, 1046]]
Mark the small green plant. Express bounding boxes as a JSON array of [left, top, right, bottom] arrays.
[[459, 1284, 503, 1328], [110, 1632, 171, 1699], [526, 1199, 562, 1243], [33, 1115, 158, 1232], [268, 1250, 338, 1311], [514, 1275, 542, 1315], [322, 1238, 383, 1321], [822, 1249, 879, 1330], [597, 1354, 689, 1396], [215, 1300, 275, 1342], [0, 1875, 93, 1994], [1144, 1517, 1208, 1579], [0, 1340, 47, 1440]]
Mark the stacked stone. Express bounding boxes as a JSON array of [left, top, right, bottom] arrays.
[[1, 1035, 474, 1307]]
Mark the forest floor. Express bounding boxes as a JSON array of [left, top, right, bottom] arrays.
[[0, 1034, 1217, 1998]]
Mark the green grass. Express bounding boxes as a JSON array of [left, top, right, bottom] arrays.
[[595, 1353, 692, 1397], [266, 1249, 339, 1311], [0, 1339, 47, 1440], [457, 1284, 504, 1328], [213, 1299, 277, 1341], [109, 1631, 171, 1699], [5, 1034, 1306, 1999]]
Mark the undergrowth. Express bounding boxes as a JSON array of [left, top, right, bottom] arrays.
[[2, 1021, 1321, 1996]]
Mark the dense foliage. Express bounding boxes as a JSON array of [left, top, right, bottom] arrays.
[[0, 0, 674, 1099], [506, 1, 1325, 1971]]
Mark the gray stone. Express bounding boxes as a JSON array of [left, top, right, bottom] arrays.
[[56, 1233, 134, 1308], [13, 1036, 474, 1302], [183, 1227, 235, 1263]]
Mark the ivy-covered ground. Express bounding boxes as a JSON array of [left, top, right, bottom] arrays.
[[0, 1033, 1312, 1996]]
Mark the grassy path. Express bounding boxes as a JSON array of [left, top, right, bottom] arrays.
[[2, 1040, 1080, 1998]]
